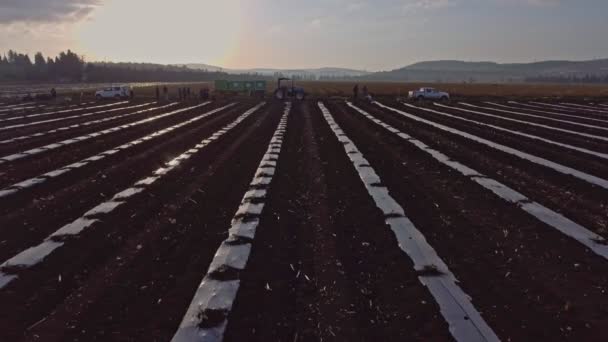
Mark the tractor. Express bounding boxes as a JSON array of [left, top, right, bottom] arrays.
[[274, 78, 306, 101]]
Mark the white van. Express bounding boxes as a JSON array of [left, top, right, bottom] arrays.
[[95, 85, 131, 100]]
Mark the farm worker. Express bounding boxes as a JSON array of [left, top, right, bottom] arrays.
[[50, 88, 57, 99], [353, 84, 359, 100], [155, 86, 160, 101], [130, 89, 134, 100], [362, 85, 368, 97], [163, 86, 168, 101]]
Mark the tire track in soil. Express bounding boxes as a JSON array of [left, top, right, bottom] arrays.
[[0, 101, 141, 138], [348, 102, 608, 259], [562, 103, 608, 112], [0, 102, 100, 119], [507, 102, 608, 120], [0, 101, 133, 127], [451, 102, 608, 137], [0, 101, 227, 188], [0, 102, 180, 155], [403, 102, 608, 172], [528, 102, 608, 117], [330, 101, 608, 342], [0, 103, 231, 199], [360, 101, 608, 236], [224, 101, 452, 342], [407, 102, 608, 156], [0, 103, 282, 342], [557, 103, 608, 115], [0, 102, 251, 260], [475, 102, 608, 128]]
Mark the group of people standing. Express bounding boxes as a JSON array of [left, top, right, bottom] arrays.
[[178, 87, 192, 100], [352, 84, 370, 101]]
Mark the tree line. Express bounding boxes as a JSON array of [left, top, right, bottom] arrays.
[[0, 50, 85, 82], [0, 49, 268, 83]]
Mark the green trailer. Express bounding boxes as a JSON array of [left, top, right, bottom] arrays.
[[214, 80, 266, 96]]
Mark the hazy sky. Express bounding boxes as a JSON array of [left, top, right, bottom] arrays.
[[0, 0, 607, 71]]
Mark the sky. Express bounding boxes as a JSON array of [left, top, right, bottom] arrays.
[[0, 0, 607, 71]]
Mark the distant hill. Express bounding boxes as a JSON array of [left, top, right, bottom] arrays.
[[363, 59, 608, 83], [180, 64, 370, 79], [178, 59, 608, 83]]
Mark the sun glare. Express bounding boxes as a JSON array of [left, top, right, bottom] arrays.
[[77, 0, 242, 65]]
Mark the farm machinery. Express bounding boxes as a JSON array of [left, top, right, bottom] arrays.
[[274, 78, 306, 101]]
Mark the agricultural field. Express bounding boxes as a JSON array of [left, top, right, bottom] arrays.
[[293, 81, 608, 98], [0, 82, 213, 101], [5, 81, 608, 102], [0, 95, 607, 342]]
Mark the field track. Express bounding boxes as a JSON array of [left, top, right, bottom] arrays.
[[0, 98, 607, 342]]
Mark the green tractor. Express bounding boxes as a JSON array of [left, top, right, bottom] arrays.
[[274, 78, 306, 101]]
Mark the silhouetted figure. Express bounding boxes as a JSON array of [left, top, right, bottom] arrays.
[[50, 88, 57, 99], [362, 85, 368, 97], [163, 86, 168, 101], [155, 86, 160, 101], [353, 84, 359, 101], [130, 89, 134, 100]]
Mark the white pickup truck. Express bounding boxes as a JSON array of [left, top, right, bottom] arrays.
[[408, 87, 450, 101], [95, 85, 131, 100]]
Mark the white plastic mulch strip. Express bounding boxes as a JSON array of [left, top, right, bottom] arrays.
[[0, 101, 144, 131], [529, 101, 608, 115], [0, 102, 211, 165], [0, 103, 235, 199], [559, 102, 608, 114], [484, 102, 608, 124], [434, 103, 608, 142], [509, 101, 580, 114], [0, 105, 38, 114], [0, 102, 95, 116], [0, 102, 179, 145], [459, 102, 608, 132], [320, 102, 499, 342], [349, 102, 608, 260], [400, 103, 608, 161], [380, 102, 608, 190], [0, 101, 130, 124], [0, 101, 36, 109], [171, 102, 290, 342], [0, 102, 266, 290]]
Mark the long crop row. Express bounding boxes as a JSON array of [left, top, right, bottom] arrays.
[[0, 99, 606, 341]]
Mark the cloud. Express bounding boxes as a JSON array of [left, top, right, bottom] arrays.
[[525, 0, 561, 5], [402, 0, 454, 13], [0, 0, 101, 23], [309, 18, 322, 29], [494, 0, 561, 6], [347, 2, 367, 12], [267, 24, 282, 34]]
